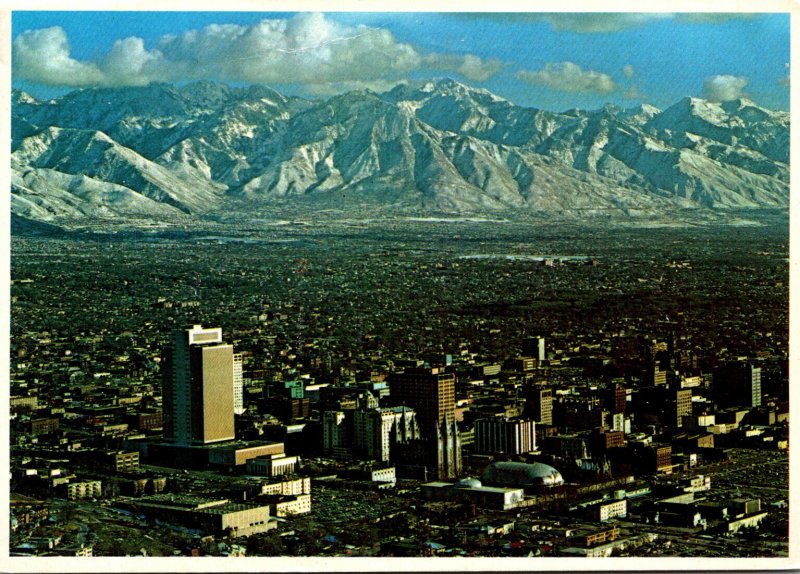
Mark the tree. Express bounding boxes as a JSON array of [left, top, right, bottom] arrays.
[[247, 531, 287, 556]]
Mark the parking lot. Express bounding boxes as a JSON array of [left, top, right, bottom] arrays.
[[309, 485, 406, 526]]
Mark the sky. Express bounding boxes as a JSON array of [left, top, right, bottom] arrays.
[[10, 11, 791, 112]]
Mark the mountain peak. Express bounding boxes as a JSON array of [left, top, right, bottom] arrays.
[[179, 80, 233, 104], [654, 96, 731, 127], [626, 102, 661, 115], [421, 78, 467, 92], [328, 88, 386, 105], [661, 95, 789, 129], [10, 79, 789, 224], [619, 103, 661, 123], [12, 90, 40, 105], [384, 78, 508, 105], [719, 97, 787, 122]]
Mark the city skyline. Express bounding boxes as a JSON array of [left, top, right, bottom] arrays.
[[5, 3, 794, 568], [8, 218, 792, 562]]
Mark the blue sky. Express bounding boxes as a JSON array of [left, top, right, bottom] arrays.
[[11, 11, 791, 112]]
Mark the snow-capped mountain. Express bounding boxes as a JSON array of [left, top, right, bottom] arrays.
[[10, 79, 789, 223]]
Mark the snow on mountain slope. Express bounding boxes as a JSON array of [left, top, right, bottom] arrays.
[[10, 79, 789, 224], [12, 126, 225, 214], [11, 167, 189, 220], [648, 97, 788, 163]]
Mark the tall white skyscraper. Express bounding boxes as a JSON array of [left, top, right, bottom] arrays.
[[233, 353, 245, 415], [162, 324, 236, 446]]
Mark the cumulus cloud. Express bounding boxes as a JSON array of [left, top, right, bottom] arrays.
[[623, 64, 636, 79], [457, 54, 505, 82], [674, 13, 755, 25], [12, 27, 105, 87], [100, 37, 169, 86], [13, 13, 503, 89], [538, 13, 672, 33], [460, 13, 757, 33], [623, 86, 640, 100], [425, 53, 504, 82], [517, 62, 616, 94], [702, 74, 748, 101]]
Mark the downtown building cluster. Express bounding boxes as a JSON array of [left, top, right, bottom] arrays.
[[10, 313, 789, 557]]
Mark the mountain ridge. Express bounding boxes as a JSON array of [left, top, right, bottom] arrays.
[[11, 79, 789, 225]]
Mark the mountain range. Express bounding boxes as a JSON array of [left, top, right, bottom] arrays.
[[10, 79, 790, 225]]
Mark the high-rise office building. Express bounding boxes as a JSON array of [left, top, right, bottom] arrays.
[[162, 325, 236, 446], [635, 386, 693, 428], [474, 418, 537, 455], [713, 363, 762, 408], [603, 383, 627, 415], [523, 336, 546, 362], [675, 389, 693, 427], [233, 353, 245, 415], [322, 411, 350, 459], [525, 386, 553, 426], [389, 367, 456, 433], [647, 363, 667, 386], [389, 367, 460, 479]]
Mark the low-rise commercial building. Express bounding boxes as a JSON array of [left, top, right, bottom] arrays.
[[133, 494, 276, 537], [246, 453, 299, 477], [421, 477, 525, 511], [63, 480, 102, 500]]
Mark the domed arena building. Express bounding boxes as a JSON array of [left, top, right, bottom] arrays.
[[481, 461, 565, 490]]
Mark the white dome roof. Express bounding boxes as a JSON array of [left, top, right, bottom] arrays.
[[456, 477, 482, 489], [482, 461, 564, 487]]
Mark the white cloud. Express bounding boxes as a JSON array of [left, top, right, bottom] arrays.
[[623, 64, 636, 79], [457, 54, 505, 83], [702, 74, 748, 101], [13, 14, 503, 90], [526, 13, 753, 34], [543, 14, 670, 33], [424, 53, 504, 83], [623, 86, 640, 100], [101, 37, 169, 86], [13, 27, 105, 87], [674, 14, 755, 25], [517, 62, 616, 94]]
